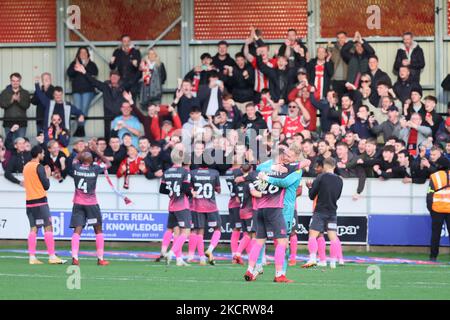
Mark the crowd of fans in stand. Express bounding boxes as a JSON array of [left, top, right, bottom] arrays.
[[0, 30, 449, 198]]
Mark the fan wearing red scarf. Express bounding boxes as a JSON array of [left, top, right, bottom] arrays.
[[399, 113, 432, 156], [117, 144, 147, 189], [340, 94, 357, 132], [244, 35, 277, 101]]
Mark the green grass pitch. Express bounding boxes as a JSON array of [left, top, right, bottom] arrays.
[[0, 245, 449, 300]]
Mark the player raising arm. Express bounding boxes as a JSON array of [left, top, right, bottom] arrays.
[[23, 145, 66, 265], [70, 141, 111, 266]]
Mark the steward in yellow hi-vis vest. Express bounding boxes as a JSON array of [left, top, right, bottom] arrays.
[[426, 170, 450, 261]]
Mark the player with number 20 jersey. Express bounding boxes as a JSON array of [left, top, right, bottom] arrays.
[[191, 167, 221, 265]]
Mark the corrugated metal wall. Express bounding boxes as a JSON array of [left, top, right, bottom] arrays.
[[0, 40, 446, 138], [0, 45, 181, 138]]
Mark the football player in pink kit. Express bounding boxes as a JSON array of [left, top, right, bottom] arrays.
[[244, 146, 299, 283], [190, 163, 222, 265], [70, 142, 111, 266], [159, 147, 192, 266], [224, 160, 243, 261], [233, 164, 261, 265]]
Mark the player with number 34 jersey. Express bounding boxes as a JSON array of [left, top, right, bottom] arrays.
[[158, 164, 192, 266]]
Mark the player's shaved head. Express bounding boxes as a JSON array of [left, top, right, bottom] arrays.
[[170, 144, 185, 165], [80, 151, 93, 165], [241, 164, 252, 173], [289, 144, 302, 159], [323, 157, 336, 171]]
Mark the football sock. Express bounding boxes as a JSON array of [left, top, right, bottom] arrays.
[[172, 235, 187, 258], [317, 236, 327, 262], [246, 238, 255, 255], [236, 233, 250, 255], [161, 230, 173, 254], [188, 233, 198, 257], [95, 233, 104, 260], [307, 237, 318, 262], [44, 231, 55, 256], [28, 231, 37, 258], [289, 234, 298, 260], [172, 235, 179, 255], [197, 234, 205, 257], [330, 239, 339, 262], [207, 230, 221, 252], [275, 243, 286, 273], [71, 233, 80, 259], [336, 237, 343, 260], [248, 242, 263, 269], [230, 230, 240, 255], [257, 244, 265, 265], [283, 246, 289, 273]]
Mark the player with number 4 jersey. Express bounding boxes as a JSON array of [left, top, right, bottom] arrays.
[[70, 142, 111, 266]]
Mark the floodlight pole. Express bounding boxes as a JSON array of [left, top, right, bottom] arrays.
[[146, 16, 182, 51], [181, 0, 193, 77], [65, 23, 110, 65], [435, 0, 446, 111], [307, 0, 318, 56], [56, 0, 66, 92]]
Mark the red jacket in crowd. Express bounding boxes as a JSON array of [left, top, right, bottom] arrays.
[[132, 104, 182, 141], [288, 87, 317, 132], [117, 156, 147, 178]]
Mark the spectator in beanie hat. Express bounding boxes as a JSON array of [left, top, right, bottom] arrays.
[[403, 86, 424, 120], [422, 95, 443, 139]]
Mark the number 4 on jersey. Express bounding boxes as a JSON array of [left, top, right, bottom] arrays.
[[77, 179, 88, 193], [166, 181, 181, 197]]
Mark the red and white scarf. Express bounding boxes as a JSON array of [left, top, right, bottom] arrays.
[[142, 60, 156, 86], [314, 63, 325, 100]]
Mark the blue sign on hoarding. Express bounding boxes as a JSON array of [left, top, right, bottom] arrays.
[[368, 214, 449, 246], [40, 211, 234, 241], [41, 211, 167, 241]]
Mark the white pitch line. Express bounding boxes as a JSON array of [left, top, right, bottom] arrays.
[[0, 272, 448, 290]]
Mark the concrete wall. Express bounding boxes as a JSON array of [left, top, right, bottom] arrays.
[[0, 174, 429, 217]]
